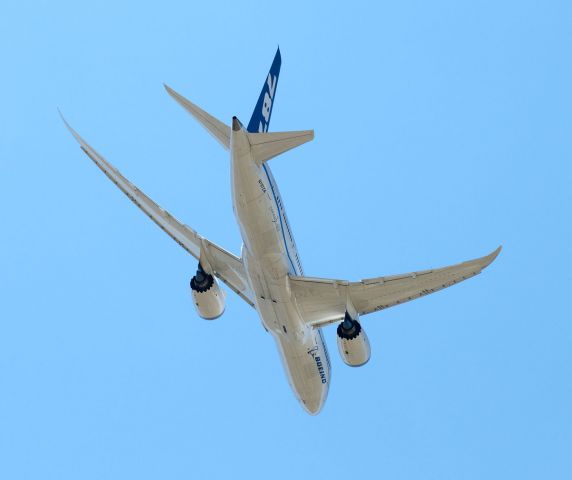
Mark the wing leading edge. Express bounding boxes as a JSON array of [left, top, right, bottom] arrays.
[[60, 112, 254, 307], [289, 247, 501, 328]]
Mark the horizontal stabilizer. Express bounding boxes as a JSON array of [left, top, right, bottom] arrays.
[[248, 130, 314, 164], [164, 84, 230, 150]]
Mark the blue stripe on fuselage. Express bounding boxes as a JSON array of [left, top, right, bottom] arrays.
[[262, 163, 300, 276], [248, 49, 301, 277], [318, 329, 331, 370]]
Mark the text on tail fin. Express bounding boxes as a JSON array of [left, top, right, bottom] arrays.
[[247, 47, 281, 133]]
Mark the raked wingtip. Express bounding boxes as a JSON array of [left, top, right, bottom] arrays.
[[163, 83, 177, 98], [58, 109, 83, 145], [58, 108, 70, 130], [483, 245, 502, 267]]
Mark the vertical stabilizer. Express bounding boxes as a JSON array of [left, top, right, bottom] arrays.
[[247, 48, 281, 133]]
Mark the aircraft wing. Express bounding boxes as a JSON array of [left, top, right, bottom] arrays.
[[289, 247, 501, 328], [61, 113, 255, 307]]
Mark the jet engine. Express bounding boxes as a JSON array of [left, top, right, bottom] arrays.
[[336, 313, 371, 367], [190, 264, 225, 320]]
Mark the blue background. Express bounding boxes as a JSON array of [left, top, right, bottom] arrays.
[[1, 1, 570, 478]]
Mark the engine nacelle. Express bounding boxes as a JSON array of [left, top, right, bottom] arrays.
[[190, 266, 225, 320], [336, 314, 371, 367]]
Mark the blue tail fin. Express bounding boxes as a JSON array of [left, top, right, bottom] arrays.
[[247, 48, 281, 133]]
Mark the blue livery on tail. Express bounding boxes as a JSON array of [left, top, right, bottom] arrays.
[[247, 48, 281, 133]]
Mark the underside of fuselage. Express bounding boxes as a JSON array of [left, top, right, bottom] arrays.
[[230, 118, 330, 414]]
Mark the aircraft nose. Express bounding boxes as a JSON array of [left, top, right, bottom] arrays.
[[300, 395, 325, 416]]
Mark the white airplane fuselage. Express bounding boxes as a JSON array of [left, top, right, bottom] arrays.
[[230, 120, 331, 415], [62, 48, 501, 418]]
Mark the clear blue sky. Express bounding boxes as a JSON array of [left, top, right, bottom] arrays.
[[1, 1, 570, 479]]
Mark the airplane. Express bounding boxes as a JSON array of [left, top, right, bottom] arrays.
[[61, 48, 501, 415]]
